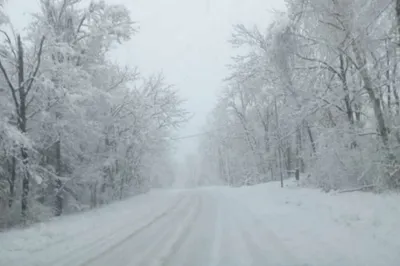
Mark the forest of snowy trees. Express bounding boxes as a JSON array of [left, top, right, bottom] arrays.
[[198, 0, 400, 191], [3, 0, 400, 229], [0, 0, 188, 227]]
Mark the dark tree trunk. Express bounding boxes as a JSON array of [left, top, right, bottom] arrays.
[[54, 139, 63, 216], [21, 148, 30, 219], [274, 99, 284, 188], [396, 0, 400, 43], [8, 156, 16, 208], [91, 182, 98, 208], [54, 179, 63, 216], [295, 169, 300, 181], [386, 40, 392, 116], [352, 42, 390, 148], [286, 145, 292, 177], [355, 103, 361, 123], [339, 55, 354, 125], [0, 34, 45, 220], [295, 127, 301, 181], [17, 36, 30, 220], [304, 121, 316, 155]]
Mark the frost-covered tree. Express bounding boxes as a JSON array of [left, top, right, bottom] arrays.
[[199, 0, 400, 191], [0, 0, 188, 227]]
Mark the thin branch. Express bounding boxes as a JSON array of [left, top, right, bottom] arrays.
[[27, 97, 62, 120], [0, 29, 17, 59], [338, 184, 376, 193], [26, 36, 46, 95], [58, 0, 68, 22], [76, 14, 87, 36], [0, 58, 19, 113], [107, 74, 129, 92], [318, 19, 345, 31], [336, 46, 358, 69], [321, 98, 345, 113], [296, 53, 342, 77]]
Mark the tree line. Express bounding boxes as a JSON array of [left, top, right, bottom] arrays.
[[198, 0, 400, 191], [0, 0, 188, 227]]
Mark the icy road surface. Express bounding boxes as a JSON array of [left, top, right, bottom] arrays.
[[1, 181, 400, 266]]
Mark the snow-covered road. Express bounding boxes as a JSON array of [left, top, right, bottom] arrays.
[[1, 182, 400, 266]]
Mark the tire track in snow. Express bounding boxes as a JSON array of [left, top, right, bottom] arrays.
[[27, 193, 159, 253], [216, 202, 253, 266], [149, 190, 220, 266], [223, 191, 361, 266], [81, 194, 199, 266], [41, 195, 187, 266], [159, 194, 203, 266], [209, 193, 222, 266], [221, 192, 298, 266]]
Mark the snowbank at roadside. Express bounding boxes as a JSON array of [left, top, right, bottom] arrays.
[[2, 180, 400, 266], [0, 189, 182, 266], [221, 179, 400, 266]]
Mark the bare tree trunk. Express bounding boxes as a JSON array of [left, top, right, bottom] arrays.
[[339, 54, 354, 125], [224, 154, 232, 185], [352, 42, 390, 148], [386, 40, 392, 117], [304, 120, 316, 155], [231, 102, 266, 178], [91, 182, 98, 208], [286, 145, 292, 177], [54, 139, 63, 216], [7, 156, 16, 208], [20, 148, 29, 219], [396, 0, 400, 42], [295, 127, 301, 181], [119, 178, 124, 200], [217, 146, 226, 183], [0, 35, 44, 220], [16, 36, 30, 220], [392, 60, 400, 116], [394, 1, 400, 144], [355, 103, 361, 123], [275, 99, 284, 188], [265, 108, 270, 152]]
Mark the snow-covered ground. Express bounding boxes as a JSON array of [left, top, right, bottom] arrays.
[[1, 181, 400, 266], [220, 180, 400, 266]]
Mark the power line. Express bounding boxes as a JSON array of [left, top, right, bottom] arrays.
[[170, 131, 213, 140], [170, 126, 228, 140], [171, 1, 394, 142]]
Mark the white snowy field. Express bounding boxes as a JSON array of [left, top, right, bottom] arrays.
[[1, 181, 400, 266]]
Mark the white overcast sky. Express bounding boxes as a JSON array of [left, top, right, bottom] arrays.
[[5, 0, 285, 161]]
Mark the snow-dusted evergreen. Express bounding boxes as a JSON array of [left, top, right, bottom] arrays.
[[0, 0, 188, 227], [199, 0, 400, 190]]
